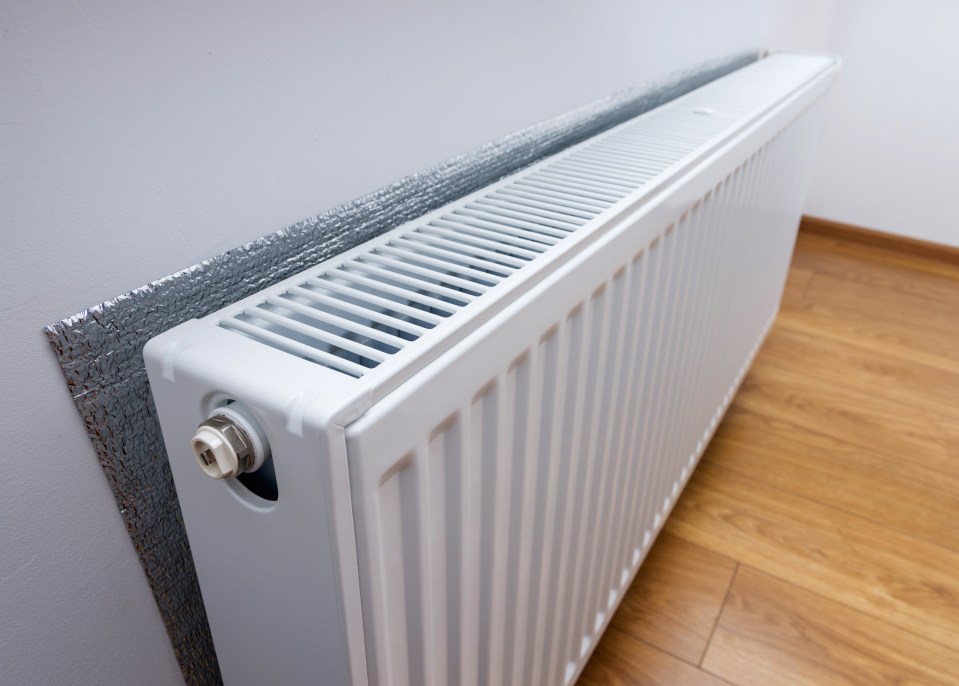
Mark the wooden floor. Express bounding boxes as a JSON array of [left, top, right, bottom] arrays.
[[578, 226, 959, 685]]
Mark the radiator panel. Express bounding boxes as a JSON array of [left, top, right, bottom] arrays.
[[344, 94, 828, 685], [145, 52, 837, 686]]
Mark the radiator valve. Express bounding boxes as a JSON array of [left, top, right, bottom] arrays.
[[191, 405, 271, 479]]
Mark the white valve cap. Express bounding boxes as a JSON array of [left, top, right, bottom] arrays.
[[192, 424, 241, 479], [190, 405, 270, 479]]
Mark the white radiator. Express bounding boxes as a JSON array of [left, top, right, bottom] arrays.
[[145, 52, 838, 686]]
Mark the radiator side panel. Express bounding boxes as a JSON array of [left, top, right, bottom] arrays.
[[345, 96, 829, 686], [144, 330, 370, 686]]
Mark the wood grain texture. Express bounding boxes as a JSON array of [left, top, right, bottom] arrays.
[[580, 225, 959, 684], [776, 271, 959, 374], [756, 325, 959, 421], [705, 406, 959, 553], [664, 459, 959, 649], [578, 629, 731, 686], [792, 231, 959, 304], [703, 567, 959, 686], [606, 533, 737, 664], [733, 356, 959, 478]]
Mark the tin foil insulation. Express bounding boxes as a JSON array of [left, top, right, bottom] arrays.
[[44, 51, 756, 685]]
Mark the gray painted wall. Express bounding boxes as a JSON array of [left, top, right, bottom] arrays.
[[0, 2, 835, 683]]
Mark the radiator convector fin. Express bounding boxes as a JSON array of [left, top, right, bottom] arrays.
[[214, 54, 825, 390]]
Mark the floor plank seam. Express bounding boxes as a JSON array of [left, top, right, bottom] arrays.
[[611, 628, 703, 670], [698, 562, 739, 668]]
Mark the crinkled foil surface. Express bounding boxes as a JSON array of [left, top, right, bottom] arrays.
[[44, 51, 755, 685]]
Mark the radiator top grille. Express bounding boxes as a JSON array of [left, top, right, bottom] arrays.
[[216, 55, 829, 378]]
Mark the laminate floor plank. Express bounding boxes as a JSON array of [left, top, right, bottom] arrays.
[[606, 532, 737, 665], [779, 274, 959, 370], [733, 360, 959, 478], [792, 231, 959, 295], [580, 228, 959, 684], [775, 307, 959, 379], [664, 460, 959, 651], [702, 567, 959, 686], [705, 406, 959, 554], [578, 628, 731, 686], [755, 325, 959, 421]]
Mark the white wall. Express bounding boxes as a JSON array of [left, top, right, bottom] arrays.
[[806, 0, 959, 248], [0, 2, 835, 683]]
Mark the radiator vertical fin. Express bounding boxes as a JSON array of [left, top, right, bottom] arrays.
[[345, 99, 833, 683]]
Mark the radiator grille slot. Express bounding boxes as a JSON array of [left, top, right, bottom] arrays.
[[217, 56, 813, 378]]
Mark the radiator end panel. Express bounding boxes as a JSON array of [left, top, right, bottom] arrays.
[[144, 323, 370, 686]]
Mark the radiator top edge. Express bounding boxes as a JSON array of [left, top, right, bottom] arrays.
[[181, 53, 838, 414]]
